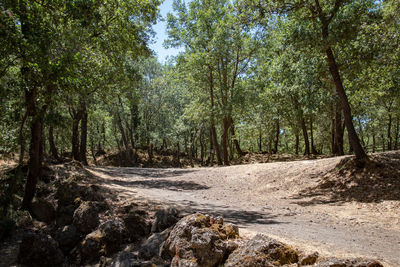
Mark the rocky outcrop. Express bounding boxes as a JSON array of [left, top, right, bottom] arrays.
[[31, 198, 56, 223], [18, 231, 64, 267], [73, 201, 100, 234], [79, 219, 127, 264], [151, 207, 180, 233], [164, 213, 239, 267], [53, 225, 81, 254], [122, 208, 151, 241], [139, 228, 172, 260], [224, 234, 298, 267]]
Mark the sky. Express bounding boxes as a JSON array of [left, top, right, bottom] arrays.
[[149, 0, 183, 63]]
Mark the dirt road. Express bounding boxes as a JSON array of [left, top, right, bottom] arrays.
[[89, 155, 400, 266]]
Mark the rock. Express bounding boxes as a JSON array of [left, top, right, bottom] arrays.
[[54, 225, 81, 254], [79, 219, 128, 264], [314, 257, 383, 267], [73, 201, 100, 234], [122, 209, 151, 241], [151, 207, 180, 233], [10, 210, 32, 227], [224, 234, 298, 267], [98, 219, 128, 255], [56, 179, 83, 207], [18, 231, 64, 267], [31, 198, 56, 223], [139, 228, 171, 260], [107, 251, 161, 267], [80, 229, 104, 264], [56, 204, 75, 226], [164, 213, 237, 267], [299, 252, 319, 265]]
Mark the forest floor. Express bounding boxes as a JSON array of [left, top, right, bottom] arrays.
[[88, 151, 400, 267]]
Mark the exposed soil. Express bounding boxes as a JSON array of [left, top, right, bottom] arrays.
[[88, 151, 400, 267]]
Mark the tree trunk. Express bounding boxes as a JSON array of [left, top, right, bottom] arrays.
[[394, 117, 399, 150], [331, 102, 336, 154], [372, 132, 376, 153], [325, 46, 367, 161], [301, 117, 310, 155], [295, 133, 299, 155], [310, 116, 318, 154], [357, 118, 366, 148], [116, 113, 131, 161], [334, 100, 345, 155], [21, 116, 42, 210], [222, 117, 230, 165], [79, 101, 88, 165], [387, 113, 392, 150], [72, 111, 82, 161], [229, 117, 243, 156], [48, 125, 59, 161], [272, 118, 280, 154], [209, 127, 214, 166], [18, 111, 28, 165], [258, 128, 262, 152]]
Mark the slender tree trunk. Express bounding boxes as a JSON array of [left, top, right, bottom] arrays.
[[21, 115, 42, 210], [48, 125, 59, 161], [90, 134, 97, 165], [209, 127, 214, 166], [72, 111, 82, 161], [310, 116, 318, 154], [302, 117, 310, 155], [258, 128, 262, 152], [272, 119, 280, 154], [387, 113, 392, 150], [334, 100, 345, 155], [372, 131, 376, 153], [18, 111, 28, 165], [116, 113, 131, 161], [381, 133, 385, 152], [222, 117, 230, 165], [79, 101, 88, 165], [325, 46, 367, 160], [229, 117, 243, 156], [331, 101, 336, 154], [394, 117, 399, 150], [357, 118, 366, 148]]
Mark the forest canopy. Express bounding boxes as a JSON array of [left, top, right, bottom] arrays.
[[1, 0, 399, 208]]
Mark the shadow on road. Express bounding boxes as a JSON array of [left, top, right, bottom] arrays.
[[101, 178, 210, 191], [170, 200, 285, 227], [90, 166, 197, 179]]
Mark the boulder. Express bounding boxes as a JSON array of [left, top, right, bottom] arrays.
[[164, 213, 238, 267], [56, 179, 83, 207], [80, 229, 104, 264], [224, 234, 298, 267], [107, 251, 162, 267], [122, 209, 151, 241], [151, 207, 180, 233], [98, 218, 128, 255], [299, 252, 319, 265], [54, 225, 81, 254], [31, 198, 56, 223], [56, 204, 75, 226], [79, 219, 128, 264], [73, 201, 100, 234], [18, 231, 64, 267], [138, 228, 171, 260]]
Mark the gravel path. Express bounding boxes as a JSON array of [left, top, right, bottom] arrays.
[[89, 155, 400, 266]]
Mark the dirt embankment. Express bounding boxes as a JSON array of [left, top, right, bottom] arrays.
[[90, 151, 400, 266]]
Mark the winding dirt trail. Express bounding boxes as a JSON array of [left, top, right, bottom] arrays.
[[89, 154, 400, 266]]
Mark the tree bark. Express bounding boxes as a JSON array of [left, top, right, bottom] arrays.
[[272, 118, 280, 154], [209, 126, 214, 166], [21, 115, 42, 210], [18, 111, 28, 165], [229, 117, 243, 156], [394, 117, 399, 150], [79, 101, 88, 165], [222, 117, 230, 165], [71, 110, 82, 161], [387, 113, 392, 150], [334, 100, 344, 155], [325, 46, 367, 160], [310, 116, 318, 154], [295, 133, 299, 155], [302, 117, 310, 155]]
